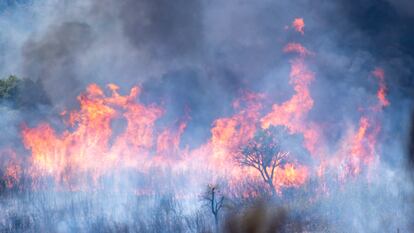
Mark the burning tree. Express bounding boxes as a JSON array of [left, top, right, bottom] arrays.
[[236, 128, 289, 196]]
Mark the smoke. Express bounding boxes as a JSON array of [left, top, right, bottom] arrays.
[[0, 0, 413, 232], [22, 22, 94, 107], [119, 0, 204, 60], [3, 0, 411, 120]]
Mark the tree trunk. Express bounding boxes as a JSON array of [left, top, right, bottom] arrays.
[[268, 180, 277, 197], [214, 213, 219, 233]]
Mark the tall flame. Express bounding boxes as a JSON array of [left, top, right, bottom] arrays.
[[13, 18, 389, 195], [22, 84, 163, 188], [261, 42, 321, 156]]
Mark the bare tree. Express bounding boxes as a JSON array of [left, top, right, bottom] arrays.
[[203, 184, 225, 233], [236, 128, 289, 196]]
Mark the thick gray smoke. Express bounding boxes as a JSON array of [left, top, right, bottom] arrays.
[[22, 22, 93, 107], [0, 0, 413, 232]]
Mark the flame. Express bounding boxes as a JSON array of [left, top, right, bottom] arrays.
[[332, 68, 388, 179], [157, 121, 187, 156], [13, 18, 390, 196], [372, 67, 390, 108], [347, 117, 377, 176], [283, 43, 311, 56], [206, 91, 264, 179], [261, 43, 321, 156], [292, 18, 305, 35], [274, 163, 308, 191], [0, 149, 22, 189], [211, 91, 263, 152], [22, 84, 163, 188]]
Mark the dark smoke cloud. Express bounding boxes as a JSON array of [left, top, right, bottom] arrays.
[[409, 110, 414, 167], [0, 0, 413, 231], [1, 0, 413, 165], [119, 0, 204, 60], [334, 0, 414, 95], [0, 0, 412, 161], [141, 68, 241, 147], [387, 0, 414, 17], [22, 22, 94, 107]]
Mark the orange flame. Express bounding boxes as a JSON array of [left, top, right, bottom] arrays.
[[15, 22, 390, 196], [157, 121, 187, 156], [372, 67, 390, 108], [22, 84, 163, 188], [333, 68, 388, 179], [274, 163, 308, 192], [283, 43, 311, 56], [261, 43, 321, 156], [292, 18, 305, 35]]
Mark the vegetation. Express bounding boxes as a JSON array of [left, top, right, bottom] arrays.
[[202, 184, 225, 233], [236, 128, 289, 196], [0, 75, 20, 100], [0, 75, 49, 107]]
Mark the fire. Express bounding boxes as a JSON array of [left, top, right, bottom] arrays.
[[157, 121, 187, 156], [372, 67, 390, 108], [347, 117, 377, 176], [283, 43, 311, 57], [12, 18, 389, 196], [292, 18, 305, 35], [333, 68, 388, 179], [22, 83, 164, 188], [274, 163, 308, 192], [0, 149, 22, 189], [333, 116, 380, 179], [211, 91, 263, 154], [261, 43, 321, 156]]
